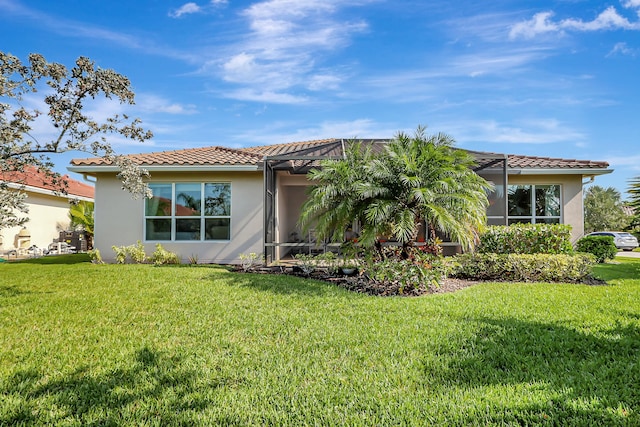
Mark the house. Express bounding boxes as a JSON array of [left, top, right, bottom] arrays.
[[68, 139, 612, 264], [0, 167, 95, 253]]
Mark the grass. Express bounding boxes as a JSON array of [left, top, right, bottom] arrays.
[[1, 256, 639, 425]]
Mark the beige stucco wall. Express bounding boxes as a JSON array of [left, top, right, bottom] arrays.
[[93, 171, 263, 264], [0, 191, 73, 252], [507, 174, 585, 242]]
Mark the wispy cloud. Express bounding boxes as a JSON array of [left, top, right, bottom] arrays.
[[168, 0, 228, 18], [607, 42, 638, 57], [439, 119, 586, 146], [211, 0, 372, 103], [136, 94, 198, 115], [509, 4, 640, 39], [234, 119, 396, 146]]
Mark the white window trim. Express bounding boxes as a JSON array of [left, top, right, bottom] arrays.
[[143, 182, 232, 243], [507, 184, 563, 224]]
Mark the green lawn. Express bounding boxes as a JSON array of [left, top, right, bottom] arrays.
[[1, 256, 639, 426]]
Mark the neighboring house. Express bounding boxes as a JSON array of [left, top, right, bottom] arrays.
[[0, 167, 95, 253], [68, 139, 612, 264]]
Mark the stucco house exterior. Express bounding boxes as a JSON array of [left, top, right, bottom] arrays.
[[0, 167, 95, 253], [68, 139, 612, 264]]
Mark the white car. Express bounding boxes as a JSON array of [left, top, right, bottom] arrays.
[[587, 232, 639, 251]]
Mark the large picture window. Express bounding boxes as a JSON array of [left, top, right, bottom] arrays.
[[508, 184, 561, 225], [145, 183, 231, 241]]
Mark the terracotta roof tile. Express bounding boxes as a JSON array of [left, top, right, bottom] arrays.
[[71, 146, 263, 167], [70, 140, 610, 173], [244, 139, 341, 156], [507, 154, 609, 170], [1, 167, 94, 199]]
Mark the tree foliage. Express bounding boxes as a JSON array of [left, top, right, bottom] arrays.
[[583, 185, 629, 233], [299, 126, 492, 257], [1, 51, 153, 229], [628, 176, 640, 230], [68, 200, 94, 249]]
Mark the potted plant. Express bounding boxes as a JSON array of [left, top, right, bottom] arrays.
[[340, 240, 360, 275]]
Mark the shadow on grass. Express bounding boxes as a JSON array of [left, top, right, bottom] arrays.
[[424, 316, 640, 425], [217, 270, 349, 297], [0, 347, 246, 425], [592, 259, 640, 282], [13, 254, 91, 265]]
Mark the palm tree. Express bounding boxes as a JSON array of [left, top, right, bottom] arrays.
[[299, 126, 492, 258], [68, 200, 94, 249]]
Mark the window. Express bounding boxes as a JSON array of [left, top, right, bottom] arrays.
[[508, 184, 560, 225], [145, 183, 231, 241]]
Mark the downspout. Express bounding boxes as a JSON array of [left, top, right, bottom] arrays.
[[582, 176, 595, 186]]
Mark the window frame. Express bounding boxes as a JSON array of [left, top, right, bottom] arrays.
[[507, 184, 562, 225], [144, 182, 232, 242]]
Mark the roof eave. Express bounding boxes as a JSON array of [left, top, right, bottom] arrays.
[[508, 168, 613, 176], [68, 164, 261, 174]]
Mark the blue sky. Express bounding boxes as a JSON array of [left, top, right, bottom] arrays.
[[1, 0, 639, 197]]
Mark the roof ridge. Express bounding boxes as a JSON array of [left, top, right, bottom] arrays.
[[245, 138, 340, 151]]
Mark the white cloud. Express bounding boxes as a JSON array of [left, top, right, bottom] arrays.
[[169, 0, 227, 18], [222, 88, 308, 104], [234, 119, 396, 146], [510, 6, 640, 39], [607, 42, 638, 57], [169, 2, 202, 18], [440, 119, 586, 145], [136, 94, 198, 115], [622, 0, 640, 9], [214, 0, 372, 103]]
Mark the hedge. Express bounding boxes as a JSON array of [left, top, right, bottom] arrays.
[[575, 235, 618, 263], [477, 223, 574, 255], [452, 253, 595, 283]]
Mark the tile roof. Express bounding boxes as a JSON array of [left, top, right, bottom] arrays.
[[1, 167, 94, 199], [70, 146, 263, 167], [507, 154, 609, 170], [69, 140, 610, 173], [244, 139, 341, 157]]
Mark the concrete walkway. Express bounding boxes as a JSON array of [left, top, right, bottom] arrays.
[[615, 251, 640, 258]]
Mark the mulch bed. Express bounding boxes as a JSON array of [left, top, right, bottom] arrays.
[[233, 266, 607, 297]]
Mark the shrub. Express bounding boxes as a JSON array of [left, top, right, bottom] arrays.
[[239, 252, 262, 272], [112, 245, 128, 264], [453, 253, 595, 283], [88, 249, 104, 264], [478, 224, 574, 255], [150, 244, 181, 265], [359, 248, 454, 295], [126, 240, 147, 264], [575, 235, 618, 263], [294, 253, 316, 275]]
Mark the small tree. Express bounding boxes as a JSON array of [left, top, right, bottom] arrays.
[[628, 176, 640, 232], [68, 200, 94, 249], [583, 185, 629, 233], [1, 52, 153, 230]]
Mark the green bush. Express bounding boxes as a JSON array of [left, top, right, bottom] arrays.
[[478, 223, 574, 255], [453, 253, 595, 283], [575, 235, 618, 263], [126, 240, 147, 264], [150, 244, 181, 265]]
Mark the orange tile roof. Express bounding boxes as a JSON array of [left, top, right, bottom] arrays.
[[1, 167, 94, 199], [69, 140, 610, 173], [244, 139, 341, 156], [71, 146, 263, 167], [507, 154, 609, 170]]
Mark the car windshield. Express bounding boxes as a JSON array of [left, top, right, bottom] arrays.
[[618, 233, 634, 237]]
